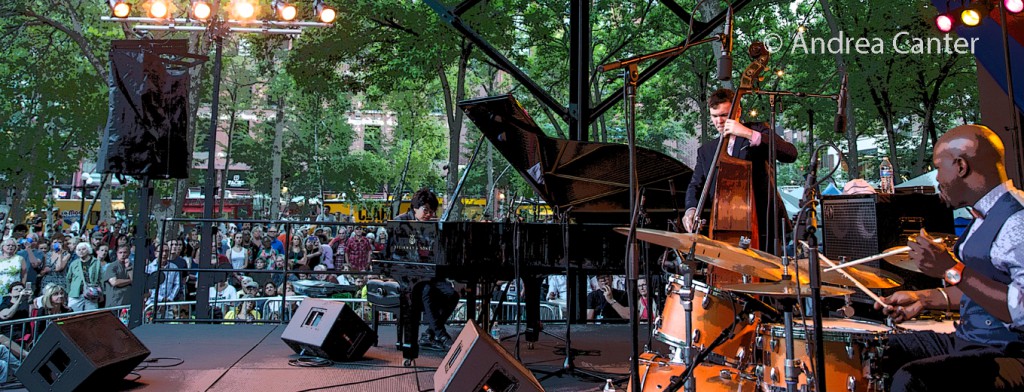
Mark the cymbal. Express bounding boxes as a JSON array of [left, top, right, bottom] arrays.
[[719, 281, 854, 298], [788, 259, 904, 289], [882, 233, 957, 273], [881, 246, 920, 273], [616, 228, 784, 281]]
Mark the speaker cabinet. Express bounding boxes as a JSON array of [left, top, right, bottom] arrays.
[[100, 39, 193, 179], [822, 192, 954, 300], [281, 298, 377, 361], [434, 320, 544, 392], [16, 312, 150, 392]]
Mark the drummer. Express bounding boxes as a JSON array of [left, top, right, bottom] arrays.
[[874, 124, 1024, 391]]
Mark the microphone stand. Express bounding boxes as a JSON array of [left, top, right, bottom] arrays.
[[598, 35, 727, 392]]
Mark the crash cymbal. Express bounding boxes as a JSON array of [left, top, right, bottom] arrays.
[[787, 259, 904, 289], [616, 228, 783, 281], [881, 246, 921, 273], [719, 281, 854, 298]]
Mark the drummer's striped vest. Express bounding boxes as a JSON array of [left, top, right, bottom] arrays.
[[955, 191, 1024, 348]]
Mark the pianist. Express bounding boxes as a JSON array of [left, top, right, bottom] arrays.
[[395, 187, 460, 351]]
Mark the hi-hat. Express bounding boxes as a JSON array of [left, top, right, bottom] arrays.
[[719, 281, 854, 298], [616, 228, 784, 281], [788, 259, 904, 289]]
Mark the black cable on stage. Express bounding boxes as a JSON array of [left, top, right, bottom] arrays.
[[134, 357, 185, 370], [288, 356, 333, 367]]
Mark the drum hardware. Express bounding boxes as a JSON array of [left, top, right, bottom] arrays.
[[839, 293, 856, 318]]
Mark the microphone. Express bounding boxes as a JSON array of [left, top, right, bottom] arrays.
[[716, 7, 734, 81], [799, 145, 820, 239], [834, 74, 848, 133]]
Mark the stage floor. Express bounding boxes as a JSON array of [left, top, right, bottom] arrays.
[[44, 322, 676, 391]]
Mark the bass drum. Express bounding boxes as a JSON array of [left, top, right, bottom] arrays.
[[629, 352, 756, 392]]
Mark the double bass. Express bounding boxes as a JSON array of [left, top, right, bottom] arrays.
[[693, 42, 772, 285]]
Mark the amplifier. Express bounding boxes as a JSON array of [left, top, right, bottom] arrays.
[[821, 193, 954, 297]]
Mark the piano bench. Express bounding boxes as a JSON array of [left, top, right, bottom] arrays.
[[366, 280, 402, 346]]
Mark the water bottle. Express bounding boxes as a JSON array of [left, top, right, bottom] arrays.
[[490, 322, 500, 340], [603, 378, 615, 392], [879, 157, 894, 194]]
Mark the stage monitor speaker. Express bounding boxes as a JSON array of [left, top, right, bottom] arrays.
[[16, 311, 151, 392], [434, 320, 544, 392], [281, 298, 377, 361]]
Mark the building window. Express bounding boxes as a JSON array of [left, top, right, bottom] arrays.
[[364, 125, 382, 153]]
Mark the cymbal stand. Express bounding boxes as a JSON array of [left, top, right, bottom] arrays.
[[668, 244, 698, 392], [779, 250, 798, 392]]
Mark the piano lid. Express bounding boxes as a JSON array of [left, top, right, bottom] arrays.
[[458, 94, 693, 217]]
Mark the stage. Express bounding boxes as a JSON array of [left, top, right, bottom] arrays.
[[69, 323, 673, 391]]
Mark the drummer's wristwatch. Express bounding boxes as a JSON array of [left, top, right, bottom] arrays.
[[944, 262, 965, 286]]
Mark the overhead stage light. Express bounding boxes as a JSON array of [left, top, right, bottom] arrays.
[[935, 13, 955, 32], [148, 0, 169, 18], [1006, 0, 1024, 14], [109, 0, 131, 17], [191, 0, 212, 20], [229, 0, 256, 19], [314, 0, 335, 23], [961, 2, 990, 27], [273, 0, 297, 21]]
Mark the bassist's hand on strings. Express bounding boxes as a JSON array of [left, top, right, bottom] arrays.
[[723, 119, 757, 141], [683, 208, 698, 233]]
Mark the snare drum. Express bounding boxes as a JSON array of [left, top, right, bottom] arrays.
[[656, 276, 758, 363], [756, 318, 891, 392], [630, 352, 756, 392], [898, 319, 957, 334]]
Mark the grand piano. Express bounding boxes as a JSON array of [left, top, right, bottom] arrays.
[[372, 94, 693, 362]]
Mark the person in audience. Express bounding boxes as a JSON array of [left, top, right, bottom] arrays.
[[40, 237, 69, 293], [303, 236, 324, 270], [313, 264, 340, 284], [0, 282, 33, 345], [287, 235, 306, 267], [261, 281, 281, 320], [224, 294, 260, 323], [16, 237, 44, 293], [587, 275, 629, 320], [265, 225, 285, 255], [241, 279, 260, 298], [146, 244, 181, 312], [209, 270, 238, 319], [345, 227, 373, 272], [0, 239, 26, 296], [66, 242, 102, 311], [0, 282, 31, 321], [103, 245, 133, 308], [31, 283, 71, 336], [227, 233, 249, 271]]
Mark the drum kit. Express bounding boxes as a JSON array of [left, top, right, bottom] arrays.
[[619, 228, 958, 392]]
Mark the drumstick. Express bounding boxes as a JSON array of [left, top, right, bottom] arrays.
[[798, 241, 888, 308], [822, 247, 910, 272], [822, 237, 943, 272]]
